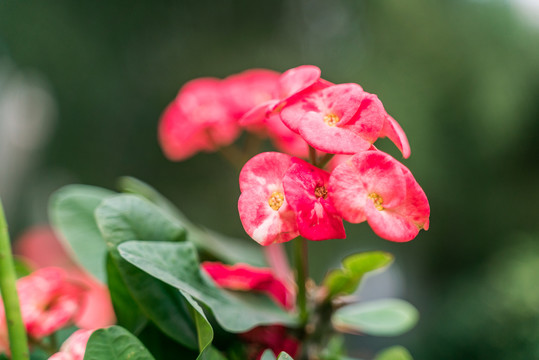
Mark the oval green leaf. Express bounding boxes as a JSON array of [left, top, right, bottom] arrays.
[[332, 298, 418, 337], [49, 184, 115, 282], [374, 346, 413, 360], [118, 240, 297, 333], [84, 326, 155, 360]]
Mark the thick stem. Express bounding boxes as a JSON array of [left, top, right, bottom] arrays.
[[293, 237, 309, 326], [308, 146, 318, 167], [317, 153, 335, 169], [0, 200, 29, 360]]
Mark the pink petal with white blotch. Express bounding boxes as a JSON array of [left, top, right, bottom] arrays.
[[283, 158, 345, 241], [380, 115, 411, 159], [239, 152, 299, 245], [329, 150, 429, 242]]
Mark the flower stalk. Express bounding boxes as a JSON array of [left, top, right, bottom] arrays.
[[0, 199, 29, 360], [293, 236, 309, 326]]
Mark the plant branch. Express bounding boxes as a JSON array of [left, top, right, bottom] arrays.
[[293, 236, 309, 326], [0, 199, 29, 360]]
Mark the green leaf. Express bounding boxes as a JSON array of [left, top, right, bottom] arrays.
[[117, 176, 266, 267], [84, 326, 155, 360], [106, 253, 148, 335], [96, 194, 198, 350], [118, 176, 184, 221], [323, 252, 393, 299], [118, 240, 297, 333], [261, 349, 277, 360], [197, 346, 227, 360], [374, 346, 413, 360], [181, 291, 214, 359], [49, 184, 114, 282], [276, 352, 294, 360], [195, 228, 267, 267], [95, 194, 186, 250], [332, 299, 419, 337]]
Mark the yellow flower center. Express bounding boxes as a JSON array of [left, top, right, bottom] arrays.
[[368, 193, 384, 211], [323, 113, 340, 127], [268, 191, 285, 211], [315, 186, 328, 199]]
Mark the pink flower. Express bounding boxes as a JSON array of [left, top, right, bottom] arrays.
[[280, 83, 386, 154], [280, 83, 411, 158], [14, 226, 116, 329], [49, 329, 94, 360], [0, 267, 85, 345], [238, 152, 299, 245], [202, 262, 298, 360], [239, 65, 331, 158], [222, 69, 281, 126], [158, 77, 240, 161], [202, 262, 294, 310], [282, 158, 345, 241], [240, 65, 323, 127], [329, 150, 430, 242]]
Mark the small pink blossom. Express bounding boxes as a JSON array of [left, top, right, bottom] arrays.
[[240, 65, 324, 127], [0, 267, 85, 346], [49, 329, 94, 360], [282, 158, 345, 241], [158, 78, 240, 161], [15, 226, 116, 329], [239, 65, 330, 158], [202, 262, 294, 310], [238, 152, 299, 246], [329, 150, 429, 242], [280, 84, 386, 155]]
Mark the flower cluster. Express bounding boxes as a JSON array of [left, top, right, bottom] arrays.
[[159, 65, 429, 244]]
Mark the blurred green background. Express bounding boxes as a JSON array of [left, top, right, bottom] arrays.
[[1, 0, 539, 359]]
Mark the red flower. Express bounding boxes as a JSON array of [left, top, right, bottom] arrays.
[[329, 150, 429, 242], [202, 262, 294, 310], [202, 262, 299, 359], [283, 158, 345, 241]]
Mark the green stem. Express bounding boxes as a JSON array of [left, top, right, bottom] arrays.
[[0, 200, 29, 360], [293, 237, 309, 326], [317, 153, 335, 169], [308, 146, 317, 167]]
